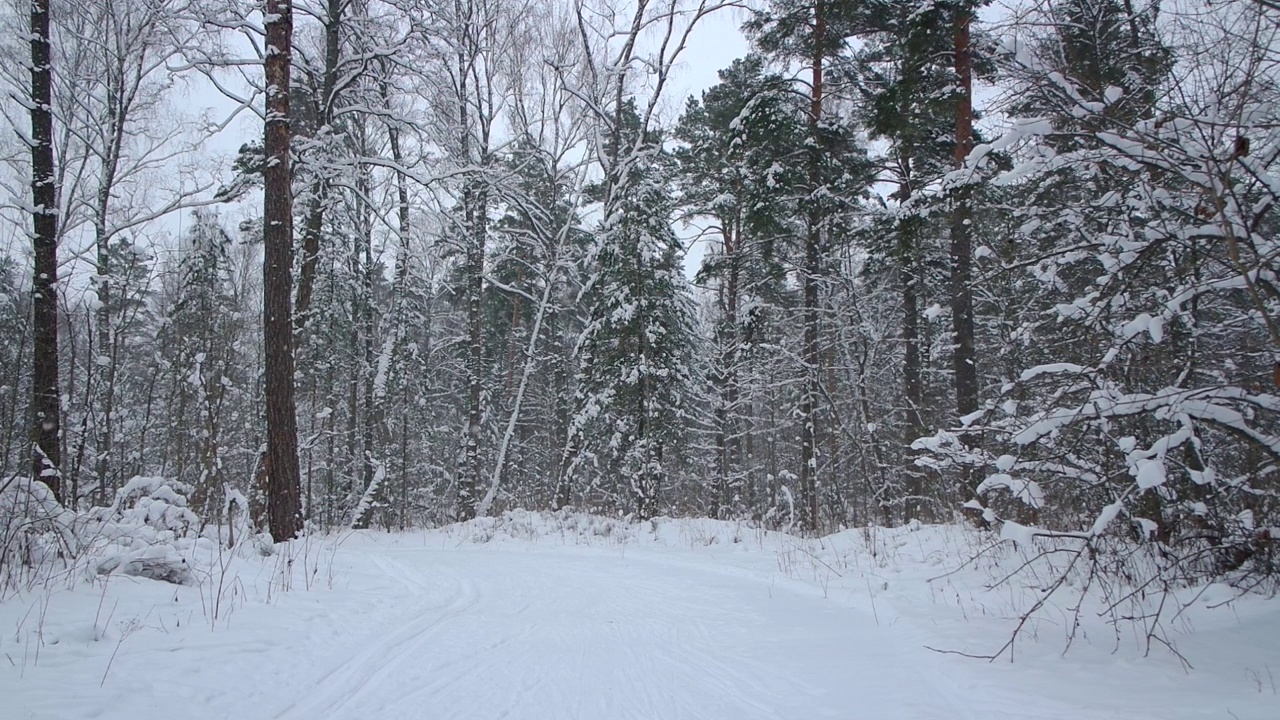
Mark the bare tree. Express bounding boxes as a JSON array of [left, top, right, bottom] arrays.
[[476, 8, 592, 515], [52, 0, 211, 507]]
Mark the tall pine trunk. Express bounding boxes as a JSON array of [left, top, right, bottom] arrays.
[[264, 0, 303, 541], [30, 0, 61, 500], [897, 152, 927, 522], [950, 3, 983, 520]]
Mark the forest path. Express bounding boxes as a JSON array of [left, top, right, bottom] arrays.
[[272, 540, 977, 720], [7, 522, 1272, 720]]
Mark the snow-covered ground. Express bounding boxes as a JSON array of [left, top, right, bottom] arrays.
[[2, 513, 1276, 719]]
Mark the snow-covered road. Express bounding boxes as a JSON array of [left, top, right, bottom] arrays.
[[276, 544, 969, 720]]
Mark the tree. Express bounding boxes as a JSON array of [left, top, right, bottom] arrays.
[[847, 0, 981, 520], [29, 0, 61, 499], [571, 103, 699, 520], [0, 258, 30, 477], [949, 0, 981, 434], [263, 0, 303, 541], [54, 0, 208, 507], [747, 0, 874, 530], [476, 132, 589, 516], [674, 55, 808, 517], [404, 0, 513, 520], [292, 0, 344, 331], [160, 210, 244, 517], [918, 1, 1280, 621], [556, 0, 728, 518]]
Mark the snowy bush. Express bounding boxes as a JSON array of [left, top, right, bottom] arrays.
[[452, 509, 639, 545], [80, 477, 205, 586], [0, 475, 232, 594], [85, 476, 200, 536], [0, 475, 80, 594]]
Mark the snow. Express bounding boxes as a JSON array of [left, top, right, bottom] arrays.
[[1091, 502, 1125, 536], [1019, 362, 1087, 381], [3, 515, 1278, 720], [1134, 458, 1168, 489], [998, 519, 1039, 547], [977, 473, 1046, 508]]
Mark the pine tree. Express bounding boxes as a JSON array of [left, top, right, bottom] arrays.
[[746, 0, 872, 531], [675, 55, 808, 517], [159, 211, 243, 517], [570, 102, 699, 520], [263, 0, 303, 541], [948, 0, 982, 439], [847, 0, 976, 520]]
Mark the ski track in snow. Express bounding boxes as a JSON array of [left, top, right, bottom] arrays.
[[275, 544, 977, 720], [274, 554, 480, 719]]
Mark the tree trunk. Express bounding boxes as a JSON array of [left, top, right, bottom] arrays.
[[950, 4, 978, 423], [717, 213, 742, 518], [353, 96, 413, 532], [294, 0, 343, 330], [901, 244, 927, 521], [359, 157, 376, 496], [477, 231, 563, 517], [93, 77, 126, 507], [457, 34, 487, 520], [263, 0, 303, 542], [898, 156, 927, 522], [460, 180, 487, 521], [30, 0, 61, 500], [798, 0, 826, 533]]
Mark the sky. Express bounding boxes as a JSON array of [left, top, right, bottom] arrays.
[[670, 7, 755, 105]]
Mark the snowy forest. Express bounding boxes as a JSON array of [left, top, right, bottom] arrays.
[[5, 0, 1278, 565], [2, 0, 1280, 716]]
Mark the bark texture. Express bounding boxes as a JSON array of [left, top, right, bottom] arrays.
[[264, 0, 303, 541], [798, 0, 826, 533], [950, 5, 978, 423], [30, 0, 61, 499]]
